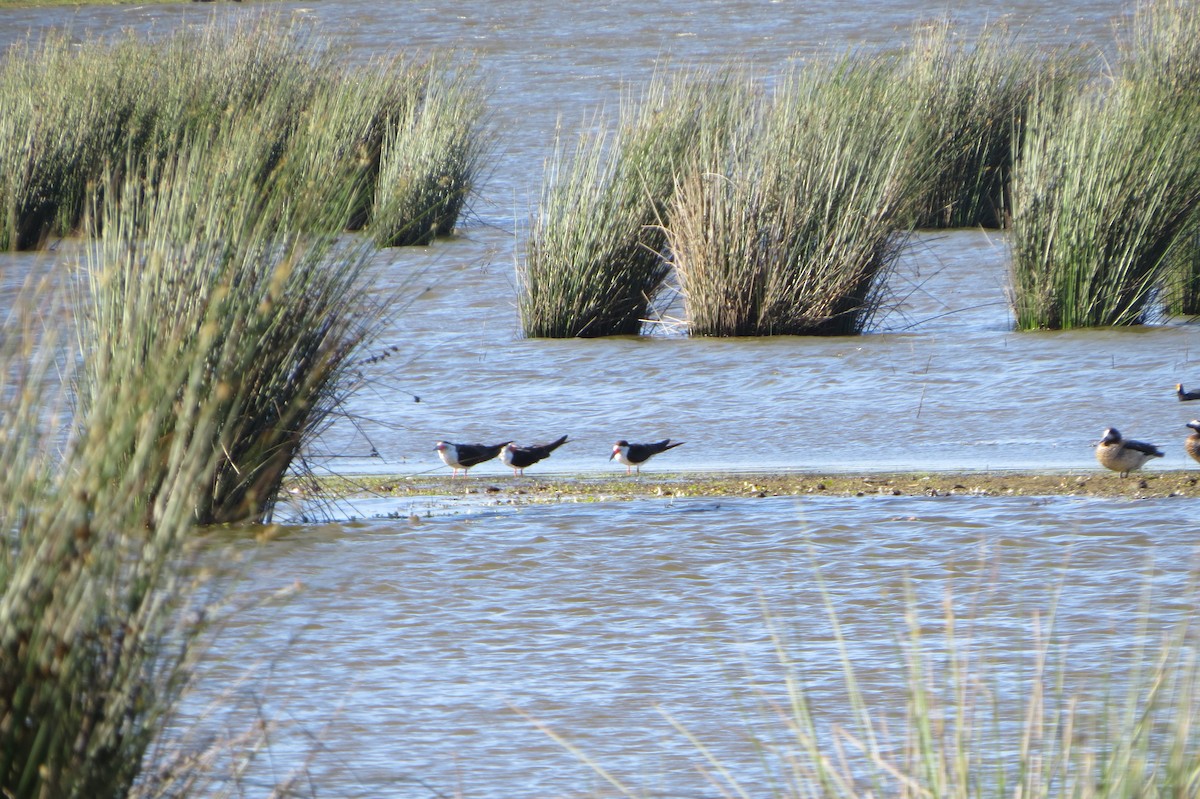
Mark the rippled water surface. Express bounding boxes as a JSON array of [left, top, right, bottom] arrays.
[[4, 1, 1199, 796], [194, 494, 1200, 797], [0, 0, 1190, 477]]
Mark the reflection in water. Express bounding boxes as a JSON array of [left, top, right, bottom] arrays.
[[183, 494, 1199, 797]]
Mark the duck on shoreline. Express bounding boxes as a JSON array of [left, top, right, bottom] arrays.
[[1095, 427, 1164, 477]]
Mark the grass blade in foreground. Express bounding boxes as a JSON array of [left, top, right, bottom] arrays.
[[528, 579, 1200, 797]]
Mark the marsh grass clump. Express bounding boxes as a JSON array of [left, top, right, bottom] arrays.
[[904, 20, 1091, 230], [1011, 0, 1200, 329], [1122, 0, 1200, 316], [280, 55, 428, 235], [0, 274, 220, 798], [1010, 80, 1200, 329], [0, 33, 137, 250], [80, 125, 385, 525], [373, 61, 491, 247], [519, 69, 751, 337], [0, 20, 487, 250], [669, 56, 920, 337]]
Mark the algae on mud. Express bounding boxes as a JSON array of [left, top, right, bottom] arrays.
[[303, 469, 1200, 505]]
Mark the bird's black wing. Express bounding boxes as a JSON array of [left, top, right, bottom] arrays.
[[1125, 439, 1164, 457], [457, 441, 511, 467]]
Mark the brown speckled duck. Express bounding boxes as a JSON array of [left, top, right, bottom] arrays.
[[1186, 421, 1200, 466], [1095, 427, 1164, 477]]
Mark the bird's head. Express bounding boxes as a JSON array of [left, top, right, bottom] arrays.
[[1188, 420, 1200, 433], [610, 440, 628, 460], [1100, 428, 1122, 446], [435, 441, 448, 452]]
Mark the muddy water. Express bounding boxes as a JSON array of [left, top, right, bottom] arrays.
[[4, 1, 1199, 796]]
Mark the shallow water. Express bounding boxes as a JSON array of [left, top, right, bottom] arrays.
[[4, 1, 1199, 796], [192, 493, 1200, 797], [1, 0, 1186, 479]]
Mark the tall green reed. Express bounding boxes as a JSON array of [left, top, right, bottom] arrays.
[[519, 68, 749, 337], [0, 33, 137, 249], [1121, 0, 1200, 316], [80, 118, 384, 525], [373, 60, 491, 247], [0, 267, 222, 798], [0, 20, 484, 250], [1009, 77, 1200, 329], [669, 56, 921, 337], [904, 19, 1090, 230]]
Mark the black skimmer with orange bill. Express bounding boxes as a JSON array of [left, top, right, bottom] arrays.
[[501, 435, 569, 475], [610, 439, 683, 475], [435, 440, 511, 477], [1094, 427, 1163, 477], [1179, 384, 1200, 401]]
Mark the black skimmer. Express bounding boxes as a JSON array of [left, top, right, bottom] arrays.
[[1094, 427, 1163, 477], [1187, 420, 1200, 466], [435, 440, 511, 477], [501, 435, 569, 475], [610, 439, 683, 475], [1179, 384, 1200, 401]]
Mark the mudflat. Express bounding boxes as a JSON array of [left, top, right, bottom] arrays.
[[309, 470, 1200, 503]]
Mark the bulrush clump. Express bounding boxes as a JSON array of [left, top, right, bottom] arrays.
[[519, 68, 752, 337], [1011, 0, 1200, 330], [668, 55, 920, 336]]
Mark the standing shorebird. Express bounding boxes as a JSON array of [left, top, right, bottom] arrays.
[[1186, 420, 1200, 466], [610, 439, 684, 475], [501, 435, 569, 476], [435, 440, 511, 477], [1094, 427, 1164, 477]]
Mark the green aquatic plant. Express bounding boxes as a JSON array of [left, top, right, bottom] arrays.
[[519, 67, 751, 337], [1120, 0, 1200, 316], [669, 55, 920, 336], [0, 19, 486, 250], [1009, 78, 1200, 329], [903, 19, 1091, 230], [0, 33, 136, 249], [0, 268, 220, 798], [79, 123, 385, 525], [373, 60, 491, 247]]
